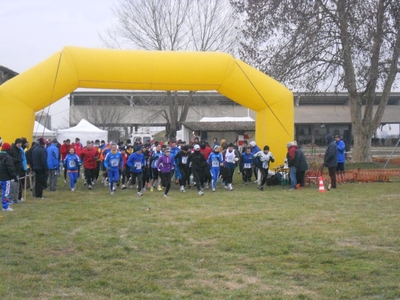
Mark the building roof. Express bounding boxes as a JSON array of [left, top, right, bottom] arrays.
[[0, 65, 18, 84], [182, 121, 255, 132]]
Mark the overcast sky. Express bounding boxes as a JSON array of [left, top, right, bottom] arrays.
[[1, 0, 116, 129]]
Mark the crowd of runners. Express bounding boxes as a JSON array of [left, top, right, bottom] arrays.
[[1, 136, 277, 211]]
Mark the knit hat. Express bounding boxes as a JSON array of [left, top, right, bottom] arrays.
[[250, 141, 256, 147], [1, 142, 11, 151], [164, 148, 171, 153], [214, 145, 220, 150]]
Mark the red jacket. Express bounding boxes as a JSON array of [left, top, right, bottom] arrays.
[[74, 142, 83, 156], [80, 147, 99, 169], [200, 146, 212, 160], [60, 143, 73, 160]]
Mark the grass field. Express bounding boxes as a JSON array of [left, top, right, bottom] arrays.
[[1, 167, 400, 299]]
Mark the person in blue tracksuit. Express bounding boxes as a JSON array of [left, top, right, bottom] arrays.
[[207, 145, 223, 192], [240, 147, 254, 185], [63, 148, 82, 191], [127, 148, 146, 196], [104, 143, 123, 195]]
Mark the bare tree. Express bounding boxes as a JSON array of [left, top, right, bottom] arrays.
[[100, 0, 238, 141], [231, 0, 400, 162], [70, 96, 131, 138]]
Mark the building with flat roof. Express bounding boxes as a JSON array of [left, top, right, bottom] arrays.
[[69, 90, 400, 144]]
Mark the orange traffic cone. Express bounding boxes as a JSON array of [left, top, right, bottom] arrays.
[[318, 176, 325, 193]]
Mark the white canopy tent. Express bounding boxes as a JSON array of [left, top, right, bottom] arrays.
[[57, 119, 108, 144], [33, 121, 57, 140]]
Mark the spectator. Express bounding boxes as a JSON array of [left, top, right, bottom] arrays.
[[295, 146, 308, 187], [286, 141, 298, 190], [32, 138, 48, 199], [324, 134, 338, 190], [335, 135, 346, 182], [46, 138, 60, 191], [0, 142, 18, 211]]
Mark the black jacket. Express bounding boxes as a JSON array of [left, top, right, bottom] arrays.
[[9, 144, 24, 174], [296, 148, 308, 172], [32, 145, 48, 170], [188, 151, 206, 171], [0, 151, 17, 181]]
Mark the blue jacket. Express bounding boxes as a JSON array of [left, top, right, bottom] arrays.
[[336, 139, 346, 163], [170, 146, 180, 157], [207, 152, 223, 169], [251, 145, 261, 155], [21, 148, 27, 171], [64, 154, 82, 171], [127, 152, 145, 173], [104, 151, 123, 170], [150, 151, 163, 168], [241, 152, 253, 169], [47, 143, 59, 169]]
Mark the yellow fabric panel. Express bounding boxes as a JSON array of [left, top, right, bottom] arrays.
[[0, 46, 293, 158], [63, 47, 233, 91]]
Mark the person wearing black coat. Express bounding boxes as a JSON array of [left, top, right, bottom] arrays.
[[187, 144, 206, 195], [324, 134, 338, 189], [32, 138, 48, 199], [295, 147, 308, 187], [9, 139, 26, 203], [0, 142, 18, 211]]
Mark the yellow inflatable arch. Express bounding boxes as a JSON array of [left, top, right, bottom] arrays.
[[0, 46, 293, 166]]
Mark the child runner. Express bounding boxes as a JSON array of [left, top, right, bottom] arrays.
[[221, 143, 240, 191], [104, 143, 123, 195], [241, 146, 254, 186], [254, 145, 275, 190], [207, 145, 223, 192], [174, 145, 190, 192], [188, 144, 206, 195], [156, 148, 174, 197], [127, 147, 146, 196], [64, 148, 82, 191], [149, 144, 163, 192]]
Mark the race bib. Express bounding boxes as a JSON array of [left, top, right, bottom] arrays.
[[262, 161, 269, 169], [111, 159, 119, 167], [181, 157, 188, 164], [244, 163, 251, 169], [212, 160, 219, 167], [134, 162, 142, 169], [68, 160, 76, 168]]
